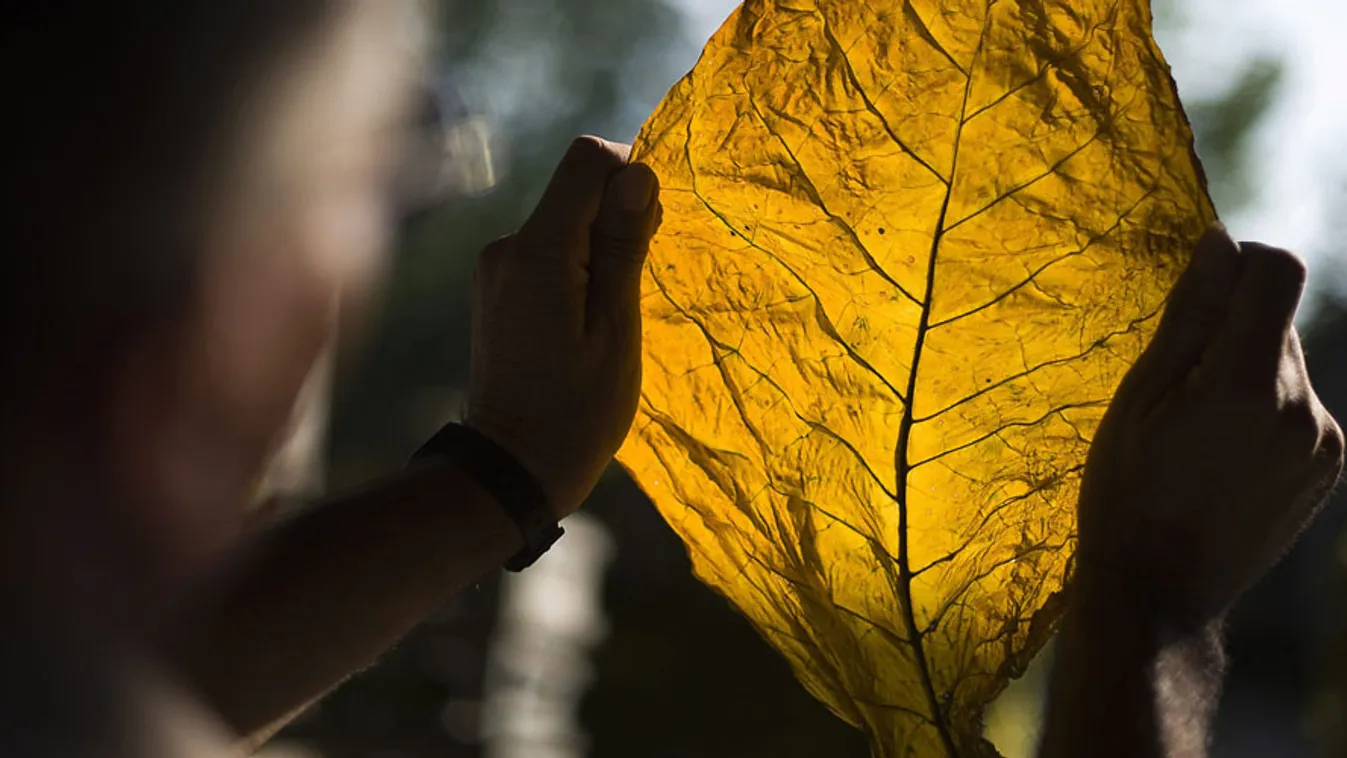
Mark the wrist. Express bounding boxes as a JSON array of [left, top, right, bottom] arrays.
[[461, 421, 562, 518], [1071, 558, 1226, 640], [413, 422, 565, 571], [1047, 560, 1227, 758], [461, 406, 590, 519]]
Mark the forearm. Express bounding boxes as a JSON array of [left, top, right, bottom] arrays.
[[164, 460, 521, 747], [1038, 571, 1225, 758]]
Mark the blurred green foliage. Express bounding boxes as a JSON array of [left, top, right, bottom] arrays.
[[1189, 58, 1284, 214]]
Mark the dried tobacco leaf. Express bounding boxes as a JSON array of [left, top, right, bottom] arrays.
[[618, 0, 1213, 753]]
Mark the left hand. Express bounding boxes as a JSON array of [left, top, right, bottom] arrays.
[[464, 136, 661, 517]]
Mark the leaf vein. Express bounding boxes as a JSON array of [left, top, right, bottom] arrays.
[[816, 11, 951, 185]]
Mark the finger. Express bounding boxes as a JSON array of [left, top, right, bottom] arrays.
[[1120, 225, 1241, 405], [1269, 415, 1343, 558], [518, 136, 630, 259], [1315, 412, 1346, 487], [587, 163, 659, 333], [1206, 242, 1306, 391]]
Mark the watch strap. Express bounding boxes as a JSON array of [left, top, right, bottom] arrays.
[[412, 422, 563, 571]]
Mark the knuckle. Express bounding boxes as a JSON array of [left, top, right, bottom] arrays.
[[475, 235, 513, 277], [1245, 243, 1307, 287], [1276, 398, 1326, 453], [1320, 415, 1345, 465], [1281, 396, 1318, 430], [568, 134, 606, 155], [516, 223, 586, 259], [591, 228, 652, 263], [481, 235, 512, 257], [566, 135, 626, 170]]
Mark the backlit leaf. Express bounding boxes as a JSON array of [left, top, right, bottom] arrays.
[[616, 0, 1213, 754]]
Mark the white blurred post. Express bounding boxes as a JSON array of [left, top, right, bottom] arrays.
[[481, 513, 614, 758]]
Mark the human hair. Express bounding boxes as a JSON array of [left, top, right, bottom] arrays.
[[0, 3, 342, 447]]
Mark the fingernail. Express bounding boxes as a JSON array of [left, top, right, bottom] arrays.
[[607, 164, 656, 212]]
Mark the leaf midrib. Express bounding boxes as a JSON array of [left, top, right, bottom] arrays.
[[888, 4, 996, 756]]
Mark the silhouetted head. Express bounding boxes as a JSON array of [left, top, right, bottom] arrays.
[[0, 2, 426, 629]]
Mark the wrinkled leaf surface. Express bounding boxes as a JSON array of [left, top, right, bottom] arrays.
[[618, 0, 1214, 754]]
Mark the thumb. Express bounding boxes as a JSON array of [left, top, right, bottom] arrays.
[[587, 162, 660, 333]]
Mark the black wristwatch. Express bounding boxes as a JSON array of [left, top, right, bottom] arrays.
[[412, 422, 564, 571]]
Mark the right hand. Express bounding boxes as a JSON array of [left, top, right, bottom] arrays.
[[1076, 227, 1343, 625], [464, 136, 660, 518]]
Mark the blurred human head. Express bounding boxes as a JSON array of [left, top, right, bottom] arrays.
[[0, 2, 424, 623]]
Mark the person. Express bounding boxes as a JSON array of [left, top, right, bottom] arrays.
[[0, 6, 1338, 758], [1038, 229, 1344, 757], [2, 3, 659, 755]]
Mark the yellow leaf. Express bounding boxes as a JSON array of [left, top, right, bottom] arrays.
[[617, 0, 1213, 754]]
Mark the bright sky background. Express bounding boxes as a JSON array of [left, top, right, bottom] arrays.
[[1158, 0, 1347, 305], [671, 0, 1347, 309]]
